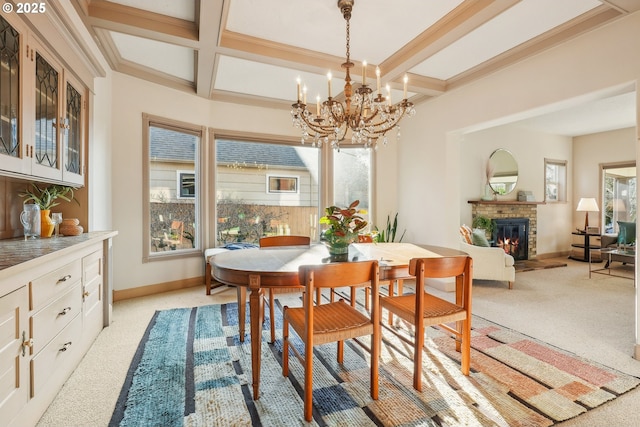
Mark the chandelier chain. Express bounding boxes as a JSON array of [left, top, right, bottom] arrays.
[[345, 19, 350, 66]]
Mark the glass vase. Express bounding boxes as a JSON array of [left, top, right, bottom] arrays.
[[323, 232, 357, 262]]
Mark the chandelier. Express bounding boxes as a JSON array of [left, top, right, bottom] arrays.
[[290, 0, 415, 150]]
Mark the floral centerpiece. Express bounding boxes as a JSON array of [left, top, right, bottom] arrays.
[[320, 200, 368, 261]]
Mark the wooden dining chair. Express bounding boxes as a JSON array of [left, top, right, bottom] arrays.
[[236, 235, 311, 343], [380, 255, 473, 391], [282, 260, 380, 422]]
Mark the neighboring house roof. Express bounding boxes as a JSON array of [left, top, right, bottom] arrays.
[[150, 127, 307, 169], [216, 140, 306, 169], [149, 127, 196, 162]]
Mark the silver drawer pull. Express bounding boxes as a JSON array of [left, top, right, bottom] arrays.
[[58, 307, 72, 316], [57, 274, 72, 283], [59, 341, 72, 352]]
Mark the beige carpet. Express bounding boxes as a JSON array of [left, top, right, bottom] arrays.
[[514, 258, 567, 272], [36, 257, 640, 426]]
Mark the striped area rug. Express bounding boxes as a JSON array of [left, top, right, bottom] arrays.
[[110, 301, 639, 426]]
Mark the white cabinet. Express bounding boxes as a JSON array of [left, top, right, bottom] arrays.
[[0, 13, 86, 186], [0, 286, 29, 424], [0, 232, 114, 427]]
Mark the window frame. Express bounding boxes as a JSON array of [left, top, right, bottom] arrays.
[[544, 158, 567, 203], [266, 175, 299, 194], [177, 170, 196, 199], [600, 161, 636, 234], [205, 129, 377, 248], [142, 113, 205, 262]]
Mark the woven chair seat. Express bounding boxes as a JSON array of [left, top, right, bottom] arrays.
[[381, 293, 467, 326], [282, 260, 380, 421], [286, 301, 373, 345], [379, 256, 473, 391]]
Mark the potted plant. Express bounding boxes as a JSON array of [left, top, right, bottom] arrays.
[[373, 212, 406, 243], [320, 200, 368, 261], [18, 183, 78, 237], [472, 215, 494, 238]]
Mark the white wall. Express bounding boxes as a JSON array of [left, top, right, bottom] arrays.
[[460, 125, 573, 256], [88, 75, 113, 231], [573, 127, 637, 229]]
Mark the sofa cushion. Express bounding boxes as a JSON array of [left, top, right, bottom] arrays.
[[471, 228, 490, 247], [617, 221, 636, 245]]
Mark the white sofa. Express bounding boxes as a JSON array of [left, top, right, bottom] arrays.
[[460, 241, 515, 289]]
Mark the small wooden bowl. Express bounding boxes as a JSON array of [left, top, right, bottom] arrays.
[[60, 224, 83, 236]]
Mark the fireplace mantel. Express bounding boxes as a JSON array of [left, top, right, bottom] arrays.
[[468, 200, 546, 205]]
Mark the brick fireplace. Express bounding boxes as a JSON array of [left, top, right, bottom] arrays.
[[493, 218, 529, 260], [468, 200, 540, 259]]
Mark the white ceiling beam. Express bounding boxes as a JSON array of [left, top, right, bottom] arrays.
[[196, 0, 223, 98]]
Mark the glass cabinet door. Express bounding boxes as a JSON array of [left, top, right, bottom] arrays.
[[34, 51, 59, 172], [0, 15, 22, 171], [62, 80, 83, 184]]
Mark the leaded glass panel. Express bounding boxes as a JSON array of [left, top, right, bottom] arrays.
[[0, 16, 20, 158], [35, 52, 58, 168], [65, 82, 81, 174]]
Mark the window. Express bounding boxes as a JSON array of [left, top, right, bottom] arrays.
[[143, 114, 203, 259], [545, 159, 567, 202], [333, 147, 372, 232], [601, 162, 636, 234], [267, 175, 298, 193], [177, 170, 195, 198], [215, 137, 321, 245]]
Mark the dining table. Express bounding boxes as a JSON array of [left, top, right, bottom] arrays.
[[211, 242, 468, 399]]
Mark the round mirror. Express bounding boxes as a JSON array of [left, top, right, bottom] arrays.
[[488, 149, 518, 195]]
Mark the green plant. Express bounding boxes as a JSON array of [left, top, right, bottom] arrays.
[[18, 183, 79, 210], [320, 200, 368, 245], [374, 213, 406, 243], [472, 215, 494, 234], [183, 231, 195, 248]]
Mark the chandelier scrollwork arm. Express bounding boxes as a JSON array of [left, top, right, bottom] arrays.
[[290, 0, 415, 150]]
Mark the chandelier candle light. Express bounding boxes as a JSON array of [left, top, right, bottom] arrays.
[[291, 0, 415, 150]]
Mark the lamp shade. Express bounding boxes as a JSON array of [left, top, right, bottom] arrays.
[[577, 197, 599, 231], [576, 197, 599, 212]]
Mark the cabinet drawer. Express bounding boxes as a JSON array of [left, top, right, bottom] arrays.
[[30, 260, 81, 310], [30, 313, 82, 398], [30, 284, 81, 355]]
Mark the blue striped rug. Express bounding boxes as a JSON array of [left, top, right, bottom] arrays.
[[110, 301, 639, 426]]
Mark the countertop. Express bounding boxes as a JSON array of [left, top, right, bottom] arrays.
[[0, 231, 118, 273]]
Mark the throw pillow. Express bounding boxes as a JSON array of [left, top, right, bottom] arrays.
[[617, 221, 636, 245], [459, 224, 472, 244], [471, 228, 490, 247]]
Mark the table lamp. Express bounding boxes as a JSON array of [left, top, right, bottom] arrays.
[[576, 197, 599, 231]]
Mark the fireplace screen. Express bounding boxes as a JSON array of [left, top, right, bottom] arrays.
[[492, 218, 529, 260]]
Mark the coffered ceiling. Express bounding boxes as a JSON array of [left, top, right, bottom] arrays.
[[72, 0, 639, 135]]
